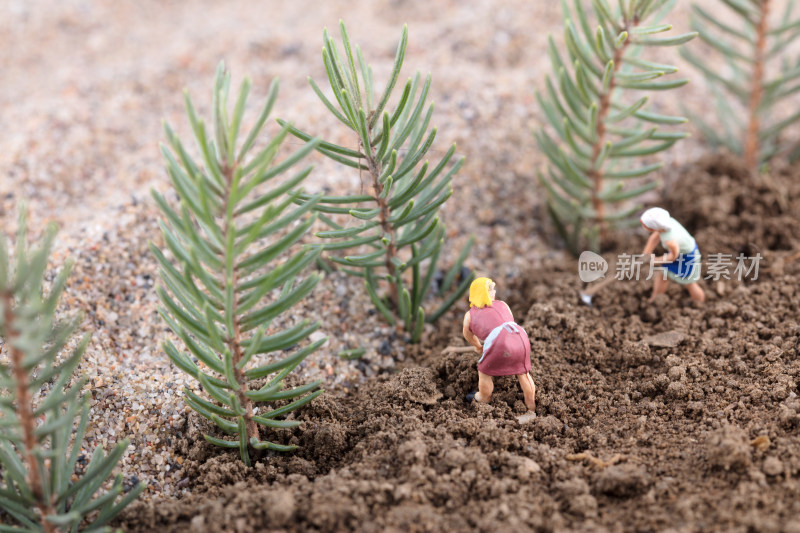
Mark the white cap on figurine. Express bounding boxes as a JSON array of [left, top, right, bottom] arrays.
[[640, 207, 672, 231]]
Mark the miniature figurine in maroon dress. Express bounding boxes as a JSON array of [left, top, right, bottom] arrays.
[[462, 277, 536, 411]]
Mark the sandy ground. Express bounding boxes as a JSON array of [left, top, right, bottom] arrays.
[[1, 0, 797, 506]]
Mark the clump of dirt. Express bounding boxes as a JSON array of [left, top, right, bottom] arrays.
[[593, 463, 651, 498], [705, 423, 752, 471], [118, 154, 800, 531]]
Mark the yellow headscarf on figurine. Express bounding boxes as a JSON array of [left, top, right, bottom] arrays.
[[469, 277, 494, 308]]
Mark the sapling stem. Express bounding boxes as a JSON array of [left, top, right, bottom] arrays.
[[221, 161, 258, 443], [745, 0, 770, 172], [362, 134, 399, 308], [589, 17, 639, 244], [684, 0, 800, 168], [2, 291, 57, 533]]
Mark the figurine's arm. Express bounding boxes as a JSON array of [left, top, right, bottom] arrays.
[[659, 240, 680, 263], [462, 312, 482, 353], [642, 231, 661, 255]]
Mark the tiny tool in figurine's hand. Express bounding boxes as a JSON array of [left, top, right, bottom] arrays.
[[441, 346, 479, 355], [578, 275, 617, 307], [578, 255, 674, 306]]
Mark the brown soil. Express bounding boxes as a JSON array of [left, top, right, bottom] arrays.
[[118, 155, 800, 532]]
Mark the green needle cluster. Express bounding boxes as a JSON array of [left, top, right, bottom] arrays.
[[682, 0, 800, 171], [280, 21, 474, 342], [152, 64, 325, 466], [536, 0, 696, 254], [0, 208, 143, 533]]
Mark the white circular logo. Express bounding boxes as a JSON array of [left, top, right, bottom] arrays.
[[578, 251, 608, 283]]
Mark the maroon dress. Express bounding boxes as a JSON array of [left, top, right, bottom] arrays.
[[469, 300, 531, 377]]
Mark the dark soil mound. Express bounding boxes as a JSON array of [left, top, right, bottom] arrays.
[[664, 153, 800, 254], [118, 155, 800, 532]]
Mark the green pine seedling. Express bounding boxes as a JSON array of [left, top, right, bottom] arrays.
[[537, 0, 696, 254], [279, 22, 474, 342], [152, 64, 326, 466], [682, 0, 800, 171], [0, 207, 144, 533]]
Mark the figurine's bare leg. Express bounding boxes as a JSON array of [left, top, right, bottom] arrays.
[[649, 272, 668, 302], [686, 282, 705, 303], [475, 371, 494, 403], [517, 373, 536, 411]]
